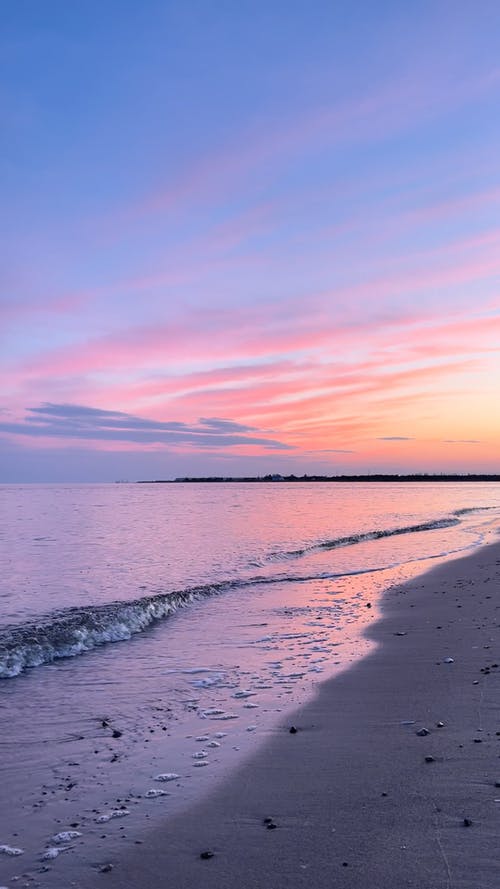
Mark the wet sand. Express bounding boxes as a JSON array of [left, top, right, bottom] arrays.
[[22, 540, 500, 886]]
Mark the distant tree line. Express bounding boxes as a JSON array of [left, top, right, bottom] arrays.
[[136, 473, 500, 484]]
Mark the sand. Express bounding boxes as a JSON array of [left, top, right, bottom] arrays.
[[58, 541, 500, 887]]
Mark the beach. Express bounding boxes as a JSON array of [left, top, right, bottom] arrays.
[[1, 486, 499, 888], [46, 536, 499, 888]]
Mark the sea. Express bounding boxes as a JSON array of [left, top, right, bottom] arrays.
[[1, 481, 500, 883]]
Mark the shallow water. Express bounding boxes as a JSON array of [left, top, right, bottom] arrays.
[[0, 481, 499, 884]]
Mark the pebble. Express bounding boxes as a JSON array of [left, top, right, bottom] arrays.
[[416, 728, 430, 737], [436, 721, 445, 728], [200, 850, 214, 859], [99, 863, 113, 873], [425, 756, 435, 763], [443, 657, 454, 664], [463, 818, 473, 827], [289, 726, 298, 734]]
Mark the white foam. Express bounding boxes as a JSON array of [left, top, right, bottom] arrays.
[[95, 809, 130, 823], [51, 830, 82, 843], [192, 751, 208, 759], [182, 668, 213, 674], [145, 789, 169, 798], [214, 732, 227, 738], [195, 735, 210, 742], [154, 773, 179, 782], [206, 740, 220, 748], [233, 690, 254, 699], [193, 761, 208, 767], [42, 845, 70, 860], [243, 702, 259, 709], [191, 676, 223, 688], [0, 845, 24, 856], [246, 725, 257, 732]]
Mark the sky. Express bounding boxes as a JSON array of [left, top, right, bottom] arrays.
[[1, 0, 500, 482]]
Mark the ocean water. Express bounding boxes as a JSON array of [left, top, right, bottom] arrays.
[[1, 481, 499, 883]]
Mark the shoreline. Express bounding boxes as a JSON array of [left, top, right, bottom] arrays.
[[60, 534, 500, 888]]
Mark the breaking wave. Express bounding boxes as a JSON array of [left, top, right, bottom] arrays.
[[271, 517, 461, 560], [0, 582, 235, 679]]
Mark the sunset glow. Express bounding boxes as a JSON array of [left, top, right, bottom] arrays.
[[2, 2, 499, 480]]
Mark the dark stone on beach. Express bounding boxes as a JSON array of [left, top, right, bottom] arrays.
[[416, 728, 430, 736], [200, 850, 214, 859], [99, 863, 113, 873], [263, 817, 273, 824], [436, 721, 445, 728], [101, 720, 110, 728], [266, 822, 278, 830], [473, 738, 482, 743], [342, 862, 349, 867], [112, 729, 122, 739], [289, 726, 298, 734], [70, 822, 79, 828], [381, 792, 388, 796], [463, 818, 473, 827], [425, 755, 435, 763], [394, 631, 407, 636], [494, 781, 500, 787], [366, 603, 372, 608]]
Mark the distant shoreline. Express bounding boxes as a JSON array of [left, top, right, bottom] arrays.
[[135, 473, 500, 483]]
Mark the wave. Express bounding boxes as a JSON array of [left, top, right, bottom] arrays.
[[0, 506, 496, 679], [452, 506, 496, 516], [0, 583, 235, 679], [270, 517, 461, 560], [0, 569, 373, 679]]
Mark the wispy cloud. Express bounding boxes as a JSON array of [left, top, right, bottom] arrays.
[[0, 403, 293, 451]]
